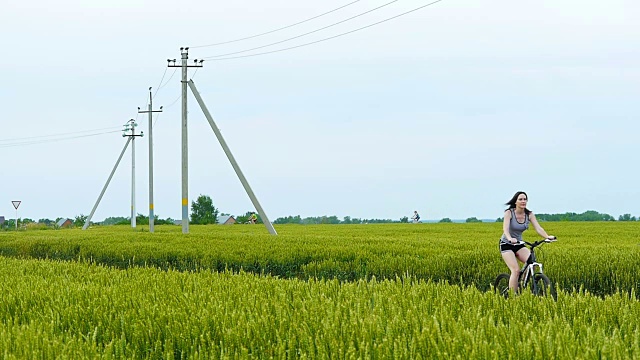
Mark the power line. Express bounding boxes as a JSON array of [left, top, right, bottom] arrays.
[[153, 112, 163, 128], [152, 68, 196, 127], [0, 126, 122, 143], [135, 90, 150, 122], [0, 130, 122, 148], [191, 67, 201, 80], [204, 0, 399, 59], [132, 67, 174, 125], [154, 68, 178, 97], [152, 91, 181, 127], [165, 94, 182, 109], [191, 0, 361, 48], [153, 67, 169, 98], [0, 64, 177, 148], [205, 0, 445, 61]]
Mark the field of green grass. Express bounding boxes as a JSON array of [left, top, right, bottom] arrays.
[[0, 222, 638, 358]]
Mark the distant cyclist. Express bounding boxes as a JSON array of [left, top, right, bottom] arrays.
[[248, 212, 258, 224], [411, 210, 421, 223], [500, 191, 555, 292]]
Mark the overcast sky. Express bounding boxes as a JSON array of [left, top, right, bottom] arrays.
[[1, 0, 638, 222]]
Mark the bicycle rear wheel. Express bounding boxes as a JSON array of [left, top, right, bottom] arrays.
[[532, 273, 557, 301], [493, 273, 511, 298]]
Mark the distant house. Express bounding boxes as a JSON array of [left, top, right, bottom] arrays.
[[217, 215, 236, 225], [56, 218, 73, 228], [0, 216, 4, 226]]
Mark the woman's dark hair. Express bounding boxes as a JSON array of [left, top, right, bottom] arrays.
[[505, 191, 531, 214]]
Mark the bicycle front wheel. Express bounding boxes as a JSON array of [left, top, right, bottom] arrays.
[[532, 273, 557, 301], [493, 273, 511, 298]]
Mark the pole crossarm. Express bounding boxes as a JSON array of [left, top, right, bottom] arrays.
[[122, 119, 144, 139], [167, 48, 204, 70], [137, 110, 163, 114]]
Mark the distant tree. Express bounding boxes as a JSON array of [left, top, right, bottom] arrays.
[[536, 211, 615, 222], [273, 215, 302, 224], [156, 217, 176, 225], [102, 216, 128, 225], [136, 213, 149, 225], [320, 216, 340, 224], [618, 214, 635, 221], [301, 217, 319, 224], [465, 217, 482, 223], [190, 195, 219, 225], [495, 218, 503, 223], [4, 219, 16, 229], [439, 218, 452, 223], [362, 218, 394, 224], [73, 214, 88, 227], [400, 216, 409, 223], [582, 210, 612, 221]]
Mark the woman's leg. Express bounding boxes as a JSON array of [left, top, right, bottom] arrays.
[[501, 250, 520, 290], [515, 248, 531, 264]]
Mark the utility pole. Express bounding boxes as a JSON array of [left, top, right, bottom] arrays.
[[168, 47, 203, 234], [138, 88, 163, 233], [123, 119, 143, 228]]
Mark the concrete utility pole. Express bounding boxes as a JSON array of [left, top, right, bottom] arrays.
[[123, 119, 143, 228], [138, 88, 163, 233], [168, 47, 203, 234], [83, 137, 132, 230]]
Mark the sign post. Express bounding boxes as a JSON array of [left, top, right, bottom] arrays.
[[11, 201, 21, 230]]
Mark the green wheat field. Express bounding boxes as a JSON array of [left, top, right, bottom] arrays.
[[0, 222, 638, 359]]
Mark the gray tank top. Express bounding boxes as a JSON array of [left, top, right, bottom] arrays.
[[500, 209, 529, 244]]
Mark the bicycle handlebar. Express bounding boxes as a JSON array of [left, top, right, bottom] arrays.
[[524, 237, 557, 248]]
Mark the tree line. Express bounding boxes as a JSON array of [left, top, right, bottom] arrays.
[[275, 211, 638, 224], [2, 197, 638, 231], [495, 210, 636, 222], [0, 194, 256, 230]]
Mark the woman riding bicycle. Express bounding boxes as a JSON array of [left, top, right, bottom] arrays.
[[500, 191, 555, 292]]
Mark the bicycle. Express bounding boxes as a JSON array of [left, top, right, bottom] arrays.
[[493, 237, 558, 300]]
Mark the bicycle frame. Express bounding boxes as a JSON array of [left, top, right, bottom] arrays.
[[518, 238, 556, 293], [518, 250, 544, 291]]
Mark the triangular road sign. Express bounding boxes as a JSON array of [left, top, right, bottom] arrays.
[[11, 201, 21, 210]]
